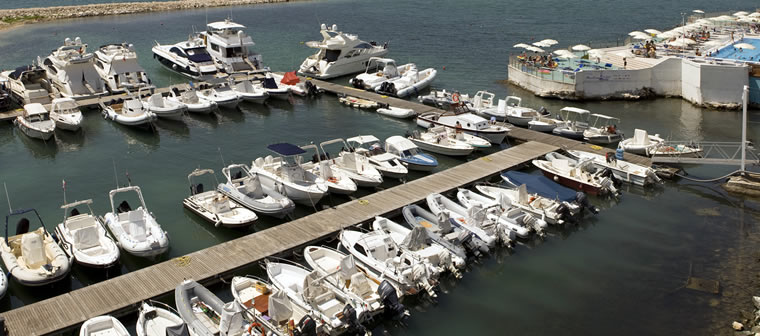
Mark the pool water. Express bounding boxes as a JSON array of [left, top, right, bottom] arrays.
[[711, 37, 760, 61]]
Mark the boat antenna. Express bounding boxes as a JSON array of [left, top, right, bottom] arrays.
[[62, 179, 67, 205], [126, 170, 132, 186], [3, 183, 11, 213], [112, 158, 119, 189], [218, 147, 226, 167]]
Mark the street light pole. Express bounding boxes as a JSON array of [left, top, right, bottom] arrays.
[[742, 85, 748, 173]]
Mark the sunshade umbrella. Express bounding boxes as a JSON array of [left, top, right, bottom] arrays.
[[657, 31, 678, 39], [628, 31, 645, 37], [588, 49, 605, 58], [631, 33, 650, 40], [702, 40, 724, 47], [571, 44, 591, 51], [738, 17, 758, 23], [532, 41, 552, 47], [749, 12, 760, 18], [668, 40, 689, 48], [734, 43, 756, 50], [513, 43, 532, 49], [540, 39, 559, 46], [716, 15, 736, 21], [644, 29, 662, 35], [693, 9, 705, 14], [695, 19, 713, 25], [553, 49, 574, 55], [526, 46, 545, 53], [675, 38, 697, 45], [733, 11, 749, 17]]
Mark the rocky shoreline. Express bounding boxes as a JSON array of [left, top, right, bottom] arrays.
[[0, 0, 297, 31]]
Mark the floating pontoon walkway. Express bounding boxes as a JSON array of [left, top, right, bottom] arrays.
[[0, 141, 557, 336]]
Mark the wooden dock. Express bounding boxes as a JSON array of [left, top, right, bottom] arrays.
[[0, 141, 557, 336]]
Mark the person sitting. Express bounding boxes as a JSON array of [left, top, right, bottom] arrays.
[[455, 121, 463, 133]]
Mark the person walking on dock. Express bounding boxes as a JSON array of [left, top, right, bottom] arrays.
[[623, 57, 627, 69]]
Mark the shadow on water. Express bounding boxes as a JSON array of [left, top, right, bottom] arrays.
[[17, 130, 59, 159], [112, 122, 160, 151], [215, 106, 245, 124], [53, 129, 86, 153], [71, 263, 124, 287], [155, 118, 190, 139], [185, 111, 219, 130]]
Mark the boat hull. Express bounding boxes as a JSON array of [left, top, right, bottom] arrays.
[[17, 123, 54, 140], [506, 115, 532, 127], [528, 122, 556, 133], [410, 138, 473, 156], [537, 169, 602, 195]]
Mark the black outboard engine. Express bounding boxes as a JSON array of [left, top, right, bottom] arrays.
[[600, 168, 621, 187], [70, 208, 80, 217], [190, 183, 204, 195], [575, 192, 599, 215], [459, 230, 487, 257], [294, 315, 317, 336], [377, 280, 407, 320], [351, 78, 364, 89], [117, 200, 132, 213], [15, 218, 30, 235], [304, 81, 321, 97], [555, 203, 571, 223], [538, 106, 549, 116], [339, 304, 361, 333]]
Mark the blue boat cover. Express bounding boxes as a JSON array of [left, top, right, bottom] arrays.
[[501, 171, 576, 202], [267, 143, 306, 156]]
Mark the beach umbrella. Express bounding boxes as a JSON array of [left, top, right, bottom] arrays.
[[553, 50, 575, 57], [532, 41, 552, 47], [738, 17, 758, 23], [513, 43, 532, 49], [668, 40, 689, 48], [644, 29, 662, 35], [526, 46, 545, 53], [702, 40, 724, 48], [588, 49, 605, 58], [572, 44, 591, 51], [628, 31, 645, 37], [733, 11, 749, 17], [695, 18, 713, 25], [716, 15, 736, 21], [675, 38, 697, 45], [657, 31, 678, 39], [631, 33, 650, 40], [749, 12, 760, 18], [693, 9, 705, 14], [734, 43, 756, 50], [540, 39, 559, 46]]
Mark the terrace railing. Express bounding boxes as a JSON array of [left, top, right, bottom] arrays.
[[508, 56, 576, 84]]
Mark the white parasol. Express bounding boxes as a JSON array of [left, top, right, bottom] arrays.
[[571, 44, 591, 51]]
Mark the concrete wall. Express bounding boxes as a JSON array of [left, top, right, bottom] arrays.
[[573, 58, 683, 99], [507, 65, 575, 98], [680, 59, 702, 105]]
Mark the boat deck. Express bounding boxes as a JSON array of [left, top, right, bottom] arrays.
[[0, 141, 557, 336]]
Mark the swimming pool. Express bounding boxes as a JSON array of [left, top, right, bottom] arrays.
[[711, 37, 760, 61]]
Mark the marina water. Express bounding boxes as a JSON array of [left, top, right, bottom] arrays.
[[2, 0, 760, 334]]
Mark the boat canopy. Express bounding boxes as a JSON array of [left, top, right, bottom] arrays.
[[23, 103, 48, 116], [8, 65, 35, 80], [501, 171, 577, 202], [347, 135, 380, 145], [589, 113, 620, 121], [385, 136, 417, 151], [280, 71, 300, 85], [267, 143, 307, 156], [207, 20, 246, 31], [559, 107, 590, 114]]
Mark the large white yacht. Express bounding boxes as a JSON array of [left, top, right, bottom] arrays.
[[0, 64, 55, 105], [39, 37, 107, 100], [200, 19, 267, 74], [152, 33, 219, 79], [299, 24, 389, 79], [94, 43, 152, 93]]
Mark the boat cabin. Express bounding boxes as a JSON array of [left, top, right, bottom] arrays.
[[23, 103, 50, 122]]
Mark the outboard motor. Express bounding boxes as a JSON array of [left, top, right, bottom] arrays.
[[538, 106, 549, 116], [339, 304, 361, 333], [190, 183, 204, 195], [458, 230, 487, 257], [600, 168, 621, 188], [350, 78, 364, 89], [294, 315, 317, 336], [575, 192, 599, 215], [377, 280, 407, 321], [15, 218, 30, 235], [117, 200, 132, 213], [70, 208, 80, 217]]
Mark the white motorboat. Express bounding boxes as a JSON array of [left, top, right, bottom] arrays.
[[1, 208, 71, 286], [583, 114, 623, 145], [299, 23, 389, 79], [299, 144, 357, 195], [528, 114, 561, 133], [339, 229, 438, 298], [198, 81, 242, 109], [533, 156, 619, 197], [504, 96, 540, 126], [175, 279, 249, 336], [200, 19, 266, 74], [136, 301, 188, 336], [258, 74, 291, 100], [418, 89, 471, 109], [0, 65, 54, 105], [233, 80, 269, 104], [0, 264, 7, 299], [152, 33, 220, 79], [40, 37, 108, 100], [476, 184, 570, 226], [552, 107, 590, 140], [167, 86, 217, 113], [408, 127, 475, 157], [270, 72, 309, 97], [49, 98, 83, 131], [375, 64, 437, 98], [79, 315, 129, 336], [350, 57, 414, 91], [102, 98, 157, 127], [566, 150, 662, 187], [618, 129, 665, 155], [303, 246, 386, 318], [500, 170, 586, 217], [416, 110, 509, 144], [142, 88, 186, 120], [55, 199, 120, 268], [339, 95, 379, 109], [372, 216, 465, 274], [320, 138, 383, 187], [466, 91, 495, 115], [648, 142, 703, 156], [103, 186, 170, 257], [250, 143, 328, 206], [217, 164, 296, 218], [456, 188, 547, 236], [230, 276, 319, 336], [347, 135, 408, 179], [401, 204, 482, 259], [94, 43, 152, 93], [184, 168, 259, 228], [376, 106, 416, 119], [15, 103, 55, 140], [442, 126, 491, 150], [426, 193, 508, 247], [384, 135, 438, 172], [266, 260, 368, 334]]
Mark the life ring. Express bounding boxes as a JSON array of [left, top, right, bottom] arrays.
[[327, 177, 338, 183], [248, 322, 265, 335], [451, 92, 461, 103]]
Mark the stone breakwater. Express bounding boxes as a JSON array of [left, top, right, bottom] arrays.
[[0, 0, 295, 29]]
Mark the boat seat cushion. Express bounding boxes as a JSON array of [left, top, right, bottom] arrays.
[[21, 232, 47, 269], [127, 210, 148, 242], [66, 215, 95, 231], [74, 225, 100, 251], [348, 272, 372, 298]]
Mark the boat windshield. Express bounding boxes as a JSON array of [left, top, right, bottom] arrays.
[[184, 47, 213, 63]]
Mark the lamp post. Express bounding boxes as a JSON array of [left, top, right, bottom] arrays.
[[681, 12, 687, 38]]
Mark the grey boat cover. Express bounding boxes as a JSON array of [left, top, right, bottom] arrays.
[[268, 288, 293, 323], [339, 255, 358, 282], [166, 323, 190, 336], [303, 270, 329, 303], [402, 226, 429, 251]]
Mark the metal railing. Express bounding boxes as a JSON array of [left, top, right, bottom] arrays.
[[650, 141, 760, 165], [507, 56, 576, 84]]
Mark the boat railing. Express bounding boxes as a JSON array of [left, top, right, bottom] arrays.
[[508, 56, 576, 84]]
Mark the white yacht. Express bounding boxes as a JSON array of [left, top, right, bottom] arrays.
[[350, 57, 414, 91], [49, 98, 83, 131], [201, 19, 267, 74], [0, 65, 55, 105], [184, 168, 259, 228], [152, 33, 219, 79], [417, 110, 510, 144], [375, 63, 436, 98], [250, 143, 329, 206], [347, 135, 408, 179], [16, 103, 55, 140], [94, 43, 152, 93], [39, 37, 108, 100], [299, 23, 389, 79], [320, 138, 384, 187], [54, 199, 120, 268]]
